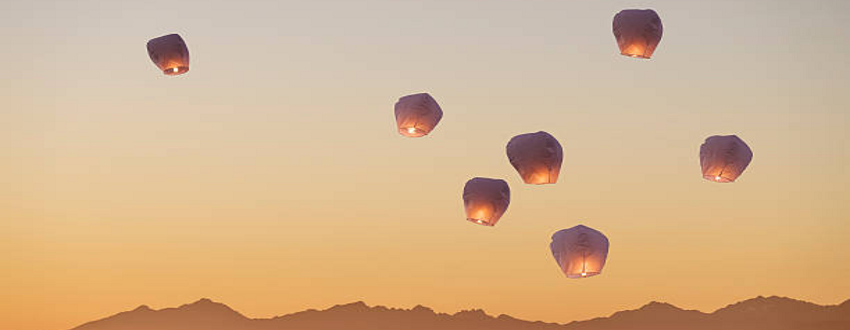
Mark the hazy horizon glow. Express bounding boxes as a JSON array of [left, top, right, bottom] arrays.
[[2, 1, 849, 330]]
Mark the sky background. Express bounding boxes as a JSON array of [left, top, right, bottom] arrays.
[[2, 0, 849, 329]]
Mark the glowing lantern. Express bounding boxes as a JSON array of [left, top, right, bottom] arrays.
[[700, 135, 753, 183], [147, 34, 189, 75], [613, 9, 663, 59], [550, 225, 609, 279], [506, 131, 563, 185], [394, 93, 443, 137], [462, 177, 510, 227]]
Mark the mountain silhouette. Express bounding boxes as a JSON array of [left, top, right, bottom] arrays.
[[70, 296, 850, 330]]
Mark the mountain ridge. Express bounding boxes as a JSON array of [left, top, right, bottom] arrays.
[[70, 296, 850, 330]]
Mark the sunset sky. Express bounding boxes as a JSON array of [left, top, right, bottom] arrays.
[[2, 1, 849, 330]]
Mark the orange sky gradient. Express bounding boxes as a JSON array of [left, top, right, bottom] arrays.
[[2, 1, 849, 330]]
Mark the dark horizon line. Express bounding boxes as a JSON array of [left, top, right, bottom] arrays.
[[109, 294, 850, 325]]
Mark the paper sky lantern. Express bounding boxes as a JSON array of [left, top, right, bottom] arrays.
[[700, 135, 753, 183], [613, 9, 663, 59], [506, 131, 563, 185], [462, 177, 510, 227], [550, 225, 609, 279], [147, 34, 189, 75], [394, 93, 443, 137]]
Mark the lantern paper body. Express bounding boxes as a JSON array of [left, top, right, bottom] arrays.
[[613, 9, 663, 59], [394, 93, 443, 137], [700, 135, 753, 183], [506, 131, 563, 185], [462, 177, 510, 227], [550, 225, 609, 279], [147, 34, 189, 75]]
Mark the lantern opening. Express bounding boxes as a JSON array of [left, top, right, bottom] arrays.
[[564, 270, 602, 278], [163, 66, 189, 75], [703, 174, 735, 183], [621, 50, 651, 59], [399, 126, 427, 138], [466, 217, 492, 226]]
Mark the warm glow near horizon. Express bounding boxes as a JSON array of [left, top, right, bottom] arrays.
[[2, 1, 849, 330]]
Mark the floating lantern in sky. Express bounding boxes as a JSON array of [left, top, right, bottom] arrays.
[[700, 135, 753, 183], [506, 131, 563, 185], [147, 34, 189, 75], [462, 177, 510, 227], [613, 9, 663, 59], [550, 225, 609, 279], [394, 93, 443, 137]]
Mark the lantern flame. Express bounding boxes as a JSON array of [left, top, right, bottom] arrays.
[[407, 127, 416, 134], [715, 175, 721, 181], [466, 206, 495, 226], [621, 44, 648, 58], [581, 272, 587, 277]]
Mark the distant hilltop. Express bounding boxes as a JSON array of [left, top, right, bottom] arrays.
[[71, 295, 850, 330]]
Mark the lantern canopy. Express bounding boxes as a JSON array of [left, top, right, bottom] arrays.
[[613, 9, 663, 59], [700, 135, 753, 183], [462, 177, 510, 227], [506, 131, 563, 185], [394, 93, 443, 137], [147, 34, 189, 75], [550, 225, 610, 279]]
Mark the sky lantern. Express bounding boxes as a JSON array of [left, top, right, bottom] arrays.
[[394, 93, 443, 137], [506, 131, 563, 185], [550, 225, 609, 279], [700, 135, 753, 183], [613, 9, 663, 59], [147, 34, 189, 75], [462, 177, 510, 227]]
